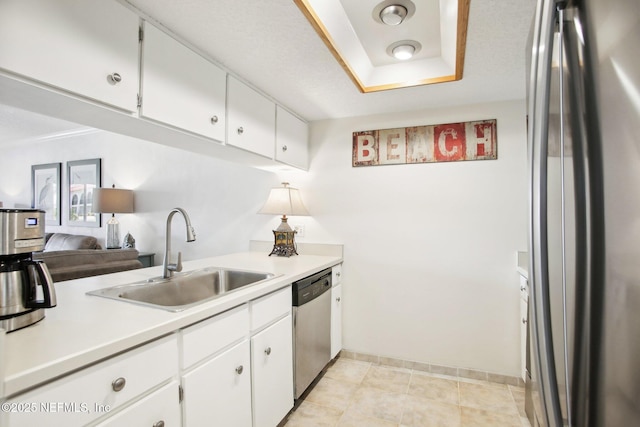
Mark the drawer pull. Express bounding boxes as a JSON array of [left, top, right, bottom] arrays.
[[210, 115, 218, 124], [235, 365, 244, 375], [111, 377, 126, 392], [237, 126, 244, 135], [265, 347, 272, 356], [336, 297, 341, 302], [522, 318, 528, 324], [282, 145, 288, 152], [153, 421, 165, 427], [107, 72, 122, 85]]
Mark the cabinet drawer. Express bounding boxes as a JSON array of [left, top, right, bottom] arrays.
[[181, 304, 249, 369], [250, 286, 291, 332], [5, 334, 178, 427], [94, 380, 181, 427], [332, 264, 343, 286]]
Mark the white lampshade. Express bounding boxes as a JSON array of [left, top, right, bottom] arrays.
[[93, 187, 134, 214], [258, 183, 309, 216], [93, 185, 134, 249]]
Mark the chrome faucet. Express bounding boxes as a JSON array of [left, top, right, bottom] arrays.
[[162, 208, 196, 279]]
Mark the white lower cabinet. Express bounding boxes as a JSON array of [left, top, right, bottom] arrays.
[[251, 315, 293, 427], [180, 285, 293, 427], [330, 283, 343, 359], [94, 380, 181, 427], [4, 334, 178, 427], [182, 341, 252, 427]]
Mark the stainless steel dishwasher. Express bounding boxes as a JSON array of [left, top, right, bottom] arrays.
[[292, 267, 332, 399]]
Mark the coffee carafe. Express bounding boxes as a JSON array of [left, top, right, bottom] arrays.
[[0, 209, 56, 332]]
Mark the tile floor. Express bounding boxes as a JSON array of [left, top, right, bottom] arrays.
[[282, 357, 531, 427]]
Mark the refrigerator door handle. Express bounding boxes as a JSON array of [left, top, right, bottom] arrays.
[[528, 0, 564, 425]]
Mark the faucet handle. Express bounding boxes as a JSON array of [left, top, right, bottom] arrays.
[[174, 252, 183, 272], [168, 252, 183, 273]]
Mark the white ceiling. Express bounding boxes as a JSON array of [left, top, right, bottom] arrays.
[[0, 0, 536, 144]]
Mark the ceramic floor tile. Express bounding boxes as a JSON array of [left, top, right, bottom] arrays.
[[284, 400, 343, 427], [509, 386, 526, 417], [458, 381, 519, 415], [306, 376, 360, 411], [408, 372, 460, 405], [346, 386, 406, 423], [284, 357, 525, 427], [325, 358, 371, 384], [460, 406, 523, 427], [362, 365, 412, 394], [337, 408, 400, 427], [400, 394, 462, 427]]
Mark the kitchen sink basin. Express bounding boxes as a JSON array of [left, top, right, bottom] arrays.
[[87, 268, 276, 311]]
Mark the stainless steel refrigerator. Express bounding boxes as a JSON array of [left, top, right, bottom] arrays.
[[527, 0, 640, 426]]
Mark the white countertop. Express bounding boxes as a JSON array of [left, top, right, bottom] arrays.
[[1, 251, 342, 398]]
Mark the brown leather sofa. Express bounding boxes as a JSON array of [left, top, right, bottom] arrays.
[[33, 233, 143, 282]]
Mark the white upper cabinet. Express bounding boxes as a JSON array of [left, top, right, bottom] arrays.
[[140, 22, 227, 142], [276, 106, 309, 170], [226, 75, 276, 159], [0, 0, 139, 112]]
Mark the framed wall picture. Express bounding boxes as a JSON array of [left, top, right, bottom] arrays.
[[67, 158, 101, 227], [31, 163, 62, 226]]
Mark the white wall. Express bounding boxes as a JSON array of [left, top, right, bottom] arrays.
[[0, 130, 279, 261], [278, 99, 529, 377], [0, 98, 528, 377]]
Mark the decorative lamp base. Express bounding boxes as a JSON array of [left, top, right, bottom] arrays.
[[268, 228, 298, 257], [106, 215, 121, 249]]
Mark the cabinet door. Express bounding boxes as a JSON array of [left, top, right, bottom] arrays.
[[182, 340, 252, 427], [0, 0, 139, 112], [227, 76, 275, 158], [275, 106, 309, 170], [141, 22, 226, 141], [331, 284, 343, 359], [251, 315, 293, 427], [94, 381, 181, 427]]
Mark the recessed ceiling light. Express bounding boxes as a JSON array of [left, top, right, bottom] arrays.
[[387, 40, 422, 61], [371, 1, 416, 27], [391, 44, 415, 60], [379, 5, 408, 26]]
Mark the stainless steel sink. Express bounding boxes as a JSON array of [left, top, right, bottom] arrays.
[[87, 268, 276, 311]]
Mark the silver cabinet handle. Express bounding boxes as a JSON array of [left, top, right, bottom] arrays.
[[281, 145, 288, 152], [520, 285, 526, 292], [265, 347, 272, 356], [235, 365, 244, 375], [111, 377, 126, 392], [336, 297, 341, 302], [153, 422, 165, 427], [237, 127, 244, 135], [336, 272, 341, 277], [211, 115, 218, 124], [107, 73, 122, 84], [522, 318, 528, 324]]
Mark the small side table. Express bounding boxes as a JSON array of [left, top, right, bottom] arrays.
[[137, 252, 155, 268]]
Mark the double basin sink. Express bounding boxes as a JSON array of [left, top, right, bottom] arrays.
[[88, 268, 276, 312]]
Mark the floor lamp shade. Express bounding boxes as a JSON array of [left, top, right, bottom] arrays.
[[93, 186, 134, 249]]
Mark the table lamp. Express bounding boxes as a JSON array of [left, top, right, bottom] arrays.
[[258, 182, 309, 257], [93, 185, 134, 249]]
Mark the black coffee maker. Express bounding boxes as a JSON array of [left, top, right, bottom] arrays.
[[0, 208, 56, 332]]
